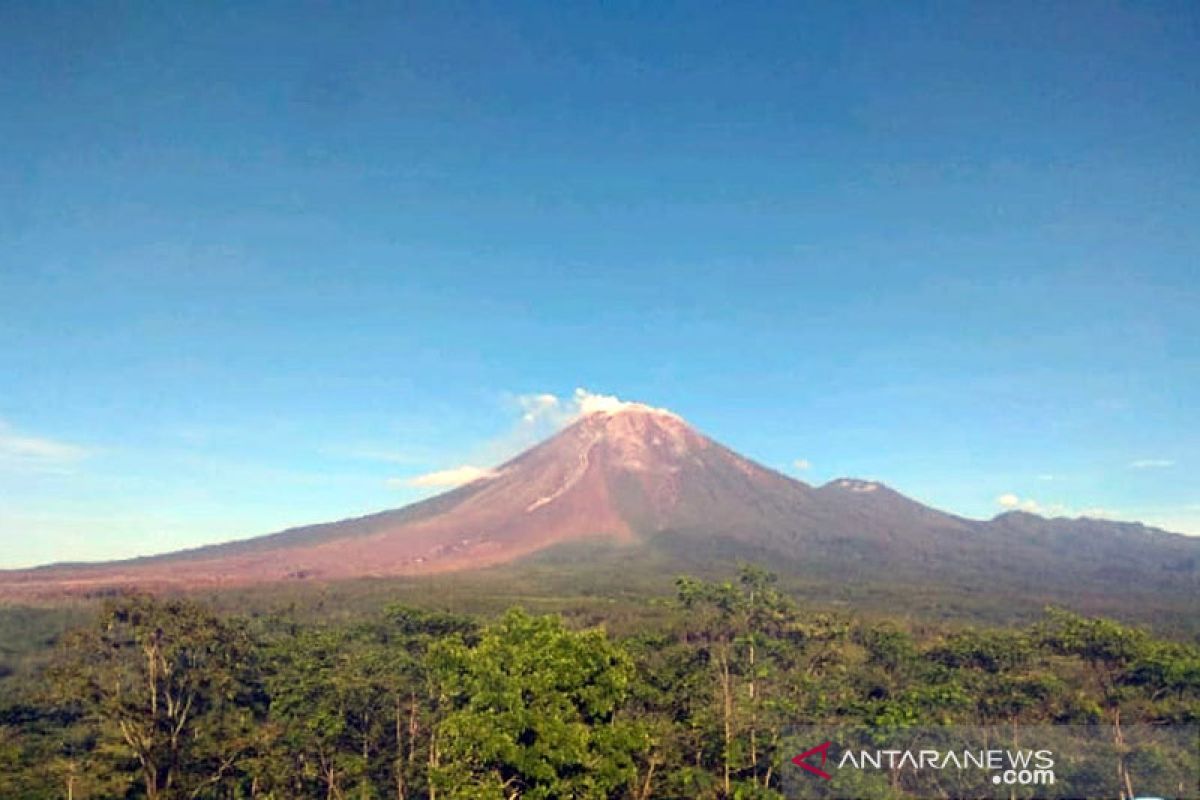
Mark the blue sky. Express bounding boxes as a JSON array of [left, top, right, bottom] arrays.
[[2, 1, 1197, 567]]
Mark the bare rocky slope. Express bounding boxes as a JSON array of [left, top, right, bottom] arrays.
[[2, 405, 1197, 602]]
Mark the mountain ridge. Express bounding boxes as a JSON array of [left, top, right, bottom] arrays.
[[1, 406, 1196, 601]]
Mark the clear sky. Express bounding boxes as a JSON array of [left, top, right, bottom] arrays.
[[2, 2, 1198, 568]]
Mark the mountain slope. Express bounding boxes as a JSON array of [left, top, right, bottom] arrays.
[[1, 405, 1197, 602]]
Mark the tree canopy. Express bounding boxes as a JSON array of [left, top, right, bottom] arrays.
[[1, 567, 1197, 798]]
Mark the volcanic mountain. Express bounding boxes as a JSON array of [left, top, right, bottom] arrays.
[[2, 404, 1197, 605]]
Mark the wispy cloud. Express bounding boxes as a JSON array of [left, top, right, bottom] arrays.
[[517, 393, 563, 425], [1129, 458, 1174, 469], [511, 387, 674, 430], [486, 387, 676, 462], [1136, 508, 1200, 536], [389, 465, 497, 489], [1076, 507, 1121, 520], [0, 421, 90, 473], [331, 447, 418, 465], [793, 458, 812, 471], [996, 492, 1123, 522]]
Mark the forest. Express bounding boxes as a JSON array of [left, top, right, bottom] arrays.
[[0, 566, 1197, 799]]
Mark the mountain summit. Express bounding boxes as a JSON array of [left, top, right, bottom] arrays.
[[2, 405, 1197, 600]]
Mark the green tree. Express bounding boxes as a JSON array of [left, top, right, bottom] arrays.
[[429, 609, 642, 799], [674, 566, 799, 798], [266, 627, 401, 799], [47, 596, 263, 800], [1037, 608, 1155, 798]]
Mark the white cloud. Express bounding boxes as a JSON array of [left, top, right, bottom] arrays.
[[513, 388, 677, 426], [996, 492, 1131, 523], [793, 459, 812, 471], [0, 421, 90, 473], [574, 389, 630, 415], [998, 492, 1026, 509], [390, 465, 497, 489], [517, 393, 562, 424], [572, 388, 678, 418], [390, 389, 676, 492], [1129, 459, 1174, 469], [500, 392, 577, 454], [502, 388, 679, 449], [996, 493, 1045, 513], [509, 391, 572, 433], [1036, 474, 1056, 482]]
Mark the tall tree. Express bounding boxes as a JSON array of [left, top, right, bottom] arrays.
[[47, 596, 263, 800]]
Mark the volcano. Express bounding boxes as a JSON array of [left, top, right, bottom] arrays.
[[2, 404, 1197, 602]]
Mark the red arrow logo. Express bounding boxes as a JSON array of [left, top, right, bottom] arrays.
[[792, 740, 833, 780]]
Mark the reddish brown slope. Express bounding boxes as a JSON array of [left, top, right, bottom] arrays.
[[0, 406, 740, 595], [2, 405, 1194, 600]]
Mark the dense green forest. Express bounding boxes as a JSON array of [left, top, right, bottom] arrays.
[[1, 567, 1197, 799]]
